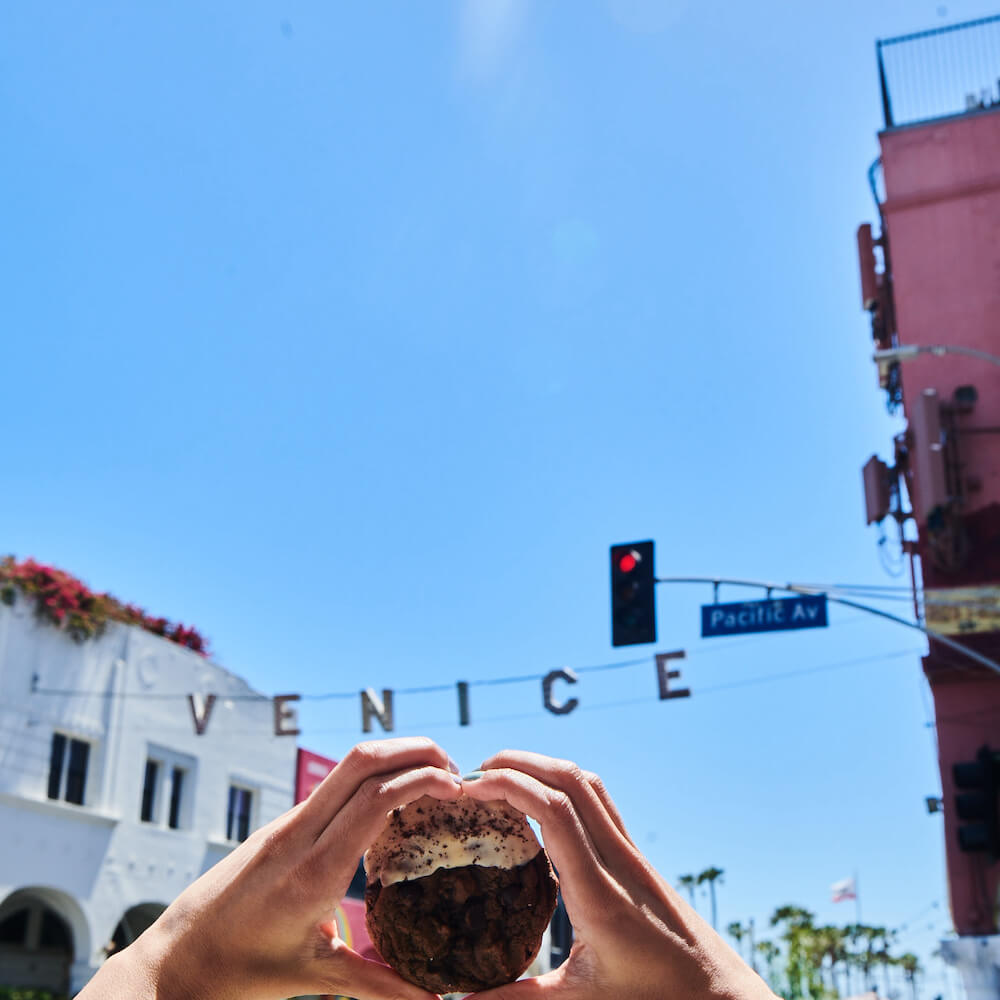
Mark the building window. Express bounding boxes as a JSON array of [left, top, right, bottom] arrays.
[[168, 767, 185, 830], [140, 748, 195, 829], [227, 785, 253, 842], [140, 760, 159, 823], [47, 733, 90, 806]]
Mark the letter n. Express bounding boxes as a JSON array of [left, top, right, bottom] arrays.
[[361, 688, 395, 733]]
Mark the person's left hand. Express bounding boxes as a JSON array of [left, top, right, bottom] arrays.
[[78, 737, 462, 1000]]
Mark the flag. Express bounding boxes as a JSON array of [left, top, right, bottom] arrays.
[[831, 877, 857, 903]]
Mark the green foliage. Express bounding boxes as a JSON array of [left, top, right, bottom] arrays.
[[0, 988, 68, 1000], [696, 866, 725, 929], [0, 556, 210, 655], [677, 873, 697, 906], [760, 907, 921, 1000]]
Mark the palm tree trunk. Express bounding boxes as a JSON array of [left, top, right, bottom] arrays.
[[710, 882, 717, 929]]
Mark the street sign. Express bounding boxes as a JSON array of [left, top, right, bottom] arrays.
[[700, 595, 828, 638]]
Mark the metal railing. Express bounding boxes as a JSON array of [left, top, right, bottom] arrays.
[[877, 13, 1000, 128]]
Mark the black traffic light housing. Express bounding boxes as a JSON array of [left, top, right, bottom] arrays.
[[610, 540, 656, 647], [953, 745, 1000, 857]]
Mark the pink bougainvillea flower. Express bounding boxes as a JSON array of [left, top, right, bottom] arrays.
[[0, 557, 211, 658]]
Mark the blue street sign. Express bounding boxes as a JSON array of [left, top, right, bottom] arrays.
[[701, 594, 828, 638]]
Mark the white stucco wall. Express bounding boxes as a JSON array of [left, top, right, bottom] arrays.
[[0, 594, 297, 993], [941, 935, 1000, 1000]]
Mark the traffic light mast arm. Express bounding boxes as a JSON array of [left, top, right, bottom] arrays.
[[654, 575, 1000, 677]]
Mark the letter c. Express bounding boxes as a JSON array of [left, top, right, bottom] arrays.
[[543, 668, 579, 716]]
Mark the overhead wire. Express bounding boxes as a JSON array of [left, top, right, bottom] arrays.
[[26, 616, 899, 704], [6, 645, 927, 737]]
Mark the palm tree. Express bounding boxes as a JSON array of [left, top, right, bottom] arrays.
[[677, 873, 698, 910], [843, 922, 864, 996], [771, 905, 815, 928], [795, 925, 826, 1000], [697, 867, 724, 930], [813, 924, 847, 998], [899, 951, 921, 1000], [757, 940, 782, 994], [855, 924, 880, 991], [770, 906, 815, 1000], [727, 921, 746, 962], [875, 925, 895, 997]]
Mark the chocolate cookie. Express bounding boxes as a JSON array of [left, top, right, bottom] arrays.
[[364, 795, 558, 994]]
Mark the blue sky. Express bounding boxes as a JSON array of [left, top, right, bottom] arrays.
[[5, 1, 997, 995]]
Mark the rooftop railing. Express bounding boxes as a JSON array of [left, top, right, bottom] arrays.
[[877, 13, 1000, 128]]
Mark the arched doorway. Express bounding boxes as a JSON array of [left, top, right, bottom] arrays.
[[0, 889, 76, 996], [105, 903, 166, 957]]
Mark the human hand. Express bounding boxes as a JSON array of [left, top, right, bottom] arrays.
[[463, 751, 777, 1000], [77, 737, 462, 1000]]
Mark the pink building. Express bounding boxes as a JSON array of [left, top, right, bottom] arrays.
[[860, 15, 1000, 997]]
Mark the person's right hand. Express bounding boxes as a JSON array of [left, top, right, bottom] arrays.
[[463, 751, 777, 1000], [78, 737, 461, 1000]]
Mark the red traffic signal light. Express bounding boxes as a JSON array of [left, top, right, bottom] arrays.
[[610, 541, 656, 647], [618, 552, 638, 573]]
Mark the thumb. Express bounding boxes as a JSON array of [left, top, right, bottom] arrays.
[[313, 928, 440, 1000], [467, 969, 574, 1000]]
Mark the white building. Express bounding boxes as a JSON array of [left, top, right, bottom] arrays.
[[0, 595, 297, 995]]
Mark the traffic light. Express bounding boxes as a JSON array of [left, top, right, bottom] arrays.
[[610, 540, 656, 647], [952, 745, 1000, 856]]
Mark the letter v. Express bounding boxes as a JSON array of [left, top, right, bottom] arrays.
[[188, 693, 217, 735]]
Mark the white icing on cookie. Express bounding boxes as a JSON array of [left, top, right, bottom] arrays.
[[364, 794, 541, 887]]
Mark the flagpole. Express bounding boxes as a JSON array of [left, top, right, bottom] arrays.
[[854, 870, 862, 925]]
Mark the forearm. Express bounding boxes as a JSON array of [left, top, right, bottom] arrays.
[[76, 931, 219, 1000], [76, 942, 161, 1000]]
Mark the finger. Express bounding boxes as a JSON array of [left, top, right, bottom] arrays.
[[463, 768, 618, 932], [301, 737, 452, 836], [580, 773, 635, 848], [313, 933, 440, 1000], [314, 763, 462, 864], [466, 967, 577, 1000], [481, 750, 637, 858], [482, 751, 630, 837]]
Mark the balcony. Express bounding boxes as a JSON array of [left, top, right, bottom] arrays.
[[878, 13, 1000, 128]]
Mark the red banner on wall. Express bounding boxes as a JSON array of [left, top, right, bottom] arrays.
[[296, 747, 338, 804], [295, 747, 382, 982]]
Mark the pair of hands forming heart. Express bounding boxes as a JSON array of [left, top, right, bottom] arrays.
[[79, 738, 774, 1000]]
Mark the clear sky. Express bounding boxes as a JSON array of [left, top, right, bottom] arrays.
[[5, 1, 997, 996]]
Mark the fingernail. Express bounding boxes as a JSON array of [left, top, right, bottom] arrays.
[[447, 756, 461, 775], [462, 771, 484, 782]]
